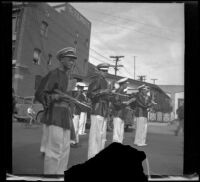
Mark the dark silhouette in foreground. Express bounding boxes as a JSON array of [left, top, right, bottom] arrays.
[[65, 142, 147, 181]]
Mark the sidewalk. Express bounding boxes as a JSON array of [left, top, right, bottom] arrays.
[[148, 122, 182, 135], [129, 121, 182, 135]]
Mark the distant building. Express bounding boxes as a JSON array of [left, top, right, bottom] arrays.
[[75, 63, 172, 122], [12, 2, 91, 97], [158, 85, 184, 119]]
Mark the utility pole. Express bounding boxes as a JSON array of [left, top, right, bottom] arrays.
[[137, 75, 146, 82], [110, 56, 124, 76], [151, 79, 158, 84]]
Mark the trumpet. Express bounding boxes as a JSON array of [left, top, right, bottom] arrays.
[[54, 89, 91, 109]]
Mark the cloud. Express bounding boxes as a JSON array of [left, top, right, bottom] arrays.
[[51, 2, 184, 85]]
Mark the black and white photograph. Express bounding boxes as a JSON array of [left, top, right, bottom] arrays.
[[9, 1, 198, 180]]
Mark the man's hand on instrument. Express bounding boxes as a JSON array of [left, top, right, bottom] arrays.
[[51, 93, 61, 101], [122, 97, 136, 105], [147, 108, 151, 112], [99, 88, 111, 94], [122, 101, 129, 105], [151, 100, 157, 105]]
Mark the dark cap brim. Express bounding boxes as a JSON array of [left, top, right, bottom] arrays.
[[57, 55, 77, 60]]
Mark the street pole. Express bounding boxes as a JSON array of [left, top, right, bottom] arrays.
[[137, 75, 146, 82], [151, 79, 158, 84], [110, 56, 124, 76], [134, 56, 136, 80]]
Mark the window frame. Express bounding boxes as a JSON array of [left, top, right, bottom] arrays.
[[40, 20, 48, 37]]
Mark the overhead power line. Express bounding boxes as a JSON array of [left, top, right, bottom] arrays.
[[110, 56, 124, 76], [90, 55, 137, 80], [90, 48, 113, 62], [77, 6, 181, 35], [122, 66, 135, 79], [29, 5, 118, 68], [90, 54, 108, 64], [118, 69, 132, 79], [89, 17, 182, 42], [90, 30, 120, 55]]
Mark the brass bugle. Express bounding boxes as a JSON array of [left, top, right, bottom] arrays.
[[54, 89, 91, 109]]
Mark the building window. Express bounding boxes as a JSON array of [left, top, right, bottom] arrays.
[[35, 75, 43, 91], [74, 32, 79, 45], [33, 48, 41, 65], [47, 54, 52, 65], [12, 15, 19, 41], [40, 21, 48, 37], [12, 16, 17, 34]]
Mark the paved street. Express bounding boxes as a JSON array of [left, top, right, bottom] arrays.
[[12, 121, 183, 176]]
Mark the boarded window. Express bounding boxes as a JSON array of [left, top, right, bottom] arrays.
[[35, 75, 43, 91], [40, 21, 48, 37], [33, 48, 41, 65]]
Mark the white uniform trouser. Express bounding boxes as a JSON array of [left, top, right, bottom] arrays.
[[88, 115, 107, 160], [134, 117, 148, 145], [79, 112, 87, 134], [40, 124, 48, 153], [44, 125, 70, 174], [73, 115, 80, 143], [113, 117, 124, 143]]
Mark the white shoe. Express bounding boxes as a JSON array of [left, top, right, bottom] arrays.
[[79, 133, 87, 135], [137, 144, 147, 146], [70, 140, 76, 144]]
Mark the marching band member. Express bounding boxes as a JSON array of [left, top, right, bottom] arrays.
[[111, 77, 130, 143], [71, 82, 87, 147], [35, 47, 76, 174], [175, 102, 184, 136], [79, 87, 88, 135], [87, 63, 111, 159], [130, 84, 156, 147]]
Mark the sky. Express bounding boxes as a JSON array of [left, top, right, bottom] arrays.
[[49, 2, 184, 85]]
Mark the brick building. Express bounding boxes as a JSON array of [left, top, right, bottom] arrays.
[[12, 2, 91, 97]]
